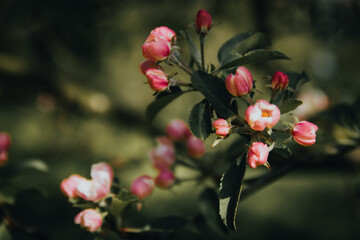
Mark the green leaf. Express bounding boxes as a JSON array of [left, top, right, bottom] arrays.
[[146, 87, 187, 122], [279, 98, 302, 114], [191, 71, 236, 119], [109, 197, 129, 217], [219, 154, 247, 231], [180, 30, 201, 67], [271, 144, 292, 160], [287, 71, 309, 91], [218, 49, 290, 71], [188, 99, 212, 140], [19, 159, 49, 172], [218, 32, 271, 63], [109, 189, 137, 216], [0, 224, 11, 240], [199, 188, 228, 237], [224, 136, 250, 160]]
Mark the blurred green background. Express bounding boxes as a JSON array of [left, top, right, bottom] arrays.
[[0, 0, 360, 239]]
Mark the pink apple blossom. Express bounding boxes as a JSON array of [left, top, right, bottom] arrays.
[[90, 162, 114, 187], [76, 179, 110, 202], [247, 142, 269, 169], [60, 174, 86, 198], [74, 209, 102, 232], [245, 99, 281, 131]]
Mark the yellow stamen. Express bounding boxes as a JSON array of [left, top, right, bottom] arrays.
[[262, 112, 269, 117]]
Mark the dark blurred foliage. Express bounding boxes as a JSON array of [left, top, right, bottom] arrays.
[[0, 0, 360, 239]]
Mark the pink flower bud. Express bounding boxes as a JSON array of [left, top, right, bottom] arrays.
[[247, 142, 269, 169], [196, 9, 212, 34], [0, 132, 11, 151], [245, 99, 281, 131], [130, 175, 155, 200], [90, 162, 114, 187], [271, 71, 289, 91], [155, 170, 175, 188], [212, 119, 231, 137], [74, 209, 103, 233], [0, 150, 8, 166], [60, 174, 86, 198], [225, 67, 253, 97], [187, 135, 206, 158], [140, 60, 163, 75], [149, 140, 175, 171], [149, 26, 176, 43], [76, 179, 110, 202], [166, 119, 191, 141], [142, 36, 171, 62], [292, 121, 318, 146], [145, 69, 169, 92]]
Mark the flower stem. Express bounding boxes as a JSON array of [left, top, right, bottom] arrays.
[[200, 36, 205, 71], [169, 50, 193, 75]]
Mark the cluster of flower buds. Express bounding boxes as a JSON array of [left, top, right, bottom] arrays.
[[142, 26, 176, 62], [0, 132, 11, 166], [140, 27, 178, 93], [60, 162, 113, 232], [130, 119, 206, 200], [140, 9, 213, 93], [213, 67, 318, 169]]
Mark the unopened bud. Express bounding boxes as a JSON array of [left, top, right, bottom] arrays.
[[225, 67, 253, 97], [212, 119, 231, 138], [130, 175, 155, 200], [187, 135, 206, 158], [292, 121, 318, 146], [0, 132, 11, 151], [149, 140, 175, 171], [271, 71, 289, 91], [146, 69, 169, 92], [140, 60, 163, 75], [196, 9, 212, 34], [155, 170, 175, 188], [166, 119, 191, 141], [148, 26, 176, 43], [142, 35, 171, 62]]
